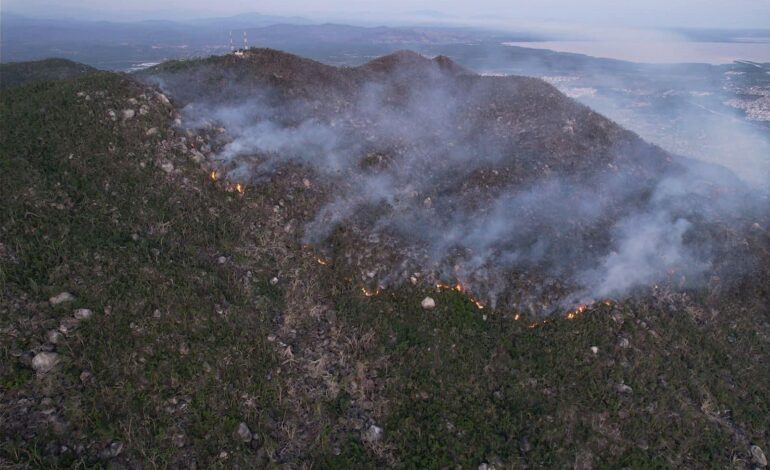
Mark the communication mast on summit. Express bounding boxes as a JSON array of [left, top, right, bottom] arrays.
[[230, 30, 249, 57]]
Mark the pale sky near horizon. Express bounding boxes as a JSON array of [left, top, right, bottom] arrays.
[[4, 0, 770, 29]]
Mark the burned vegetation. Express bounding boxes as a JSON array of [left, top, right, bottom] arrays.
[[142, 48, 768, 318]]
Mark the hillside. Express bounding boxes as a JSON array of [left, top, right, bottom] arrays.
[[0, 59, 95, 90], [1, 52, 769, 468]]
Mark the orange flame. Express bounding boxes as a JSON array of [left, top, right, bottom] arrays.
[[235, 183, 244, 194], [436, 281, 485, 309], [316, 257, 328, 266], [565, 304, 589, 320], [361, 287, 382, 297], [210, 170, 218, 181]]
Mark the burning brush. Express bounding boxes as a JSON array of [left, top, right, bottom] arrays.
[[209, 169, 245, 194], [436, 281, 486, 309], [361, 287, 382, 297]]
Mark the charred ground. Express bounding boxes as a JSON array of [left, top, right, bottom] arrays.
[[0, 50, 768, 468]]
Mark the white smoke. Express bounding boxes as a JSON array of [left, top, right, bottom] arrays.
[[158, 54, 766, 313]]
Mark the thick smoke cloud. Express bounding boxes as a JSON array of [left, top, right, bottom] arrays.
[[164, 56, 766, 313]]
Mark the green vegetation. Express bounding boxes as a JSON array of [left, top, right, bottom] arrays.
[[0, 59, 95, 90], [316, 276, 769, 468], [1, 73, 278, 466]]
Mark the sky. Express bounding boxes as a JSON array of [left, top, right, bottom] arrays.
[[4, 0, 770, 29]]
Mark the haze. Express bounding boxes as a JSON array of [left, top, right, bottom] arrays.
[[4, 0, 770, 29]]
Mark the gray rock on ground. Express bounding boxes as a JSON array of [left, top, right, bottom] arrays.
[[236, 422, 252, 443], [73, 308, 93, 320], [616, 383, 633, 394], [364, 424, 383, 443], [32, 352, 59, 373], [751, 445, 767, 467], [46, 330, 64, 344], [49, 292, 75, 305]]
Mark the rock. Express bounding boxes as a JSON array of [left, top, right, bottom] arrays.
[[107, 110, 117, 121], [160, 162, 174, 173], [751, 445, 767, 467], [99, 441, 123, 459], [49, 292, 75, 305], [32, 352, 59, 373], [73, 308, 93, 320], [58, 317, 80, 335], [79, 370, 93, 385], [618, 338, 630, 348], [157, 93, 171, 105], [421, 297, 436, 309], [302, 178, 311, 188], [127, 98, 138, 105], [270, 277, 279, 285], [121, 109, 135, 120], [590, 346, 598, 355], [423, 197, 432, 208], [146, 127, 159, 136], [364, 424, 383, 443], [616, 383, 633, 394], [236, 422, 252, 443], [46, 330, 64, 344], [217, 256, 227, 264], [139, 105, 150, 115]]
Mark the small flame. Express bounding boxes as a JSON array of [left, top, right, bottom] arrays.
[[361, 287, 382, 297], [210, 170, 218, 181], [316, 257, 328, 266], [436, 280, 485, 309], [235, 183, 244, 194], [565, 303, 590, 320]]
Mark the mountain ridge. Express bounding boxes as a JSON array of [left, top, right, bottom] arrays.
[[1, 51, 768, 468]]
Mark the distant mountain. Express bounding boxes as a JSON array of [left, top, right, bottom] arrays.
[[241, 23, 479, 46], [0, 14, 488, 69]]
